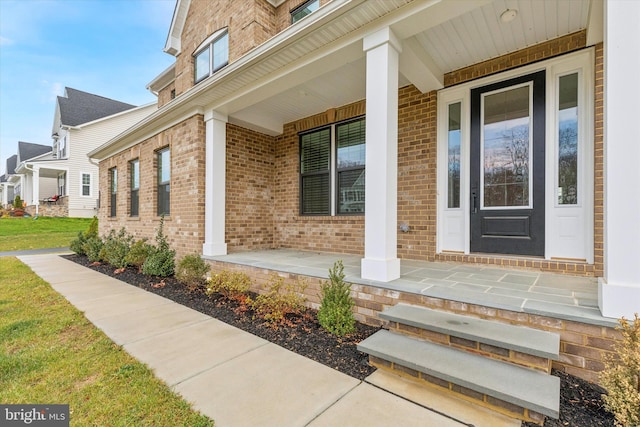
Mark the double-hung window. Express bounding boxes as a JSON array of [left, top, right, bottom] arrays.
[[109, 168, 117, 217], [194, 29, 228, 84], [130, 159, 139, 217], [291, 0, 319, 23], [81, 172, 91, 197], [300, 117, 366, 215], [157, 148, 170, 216]]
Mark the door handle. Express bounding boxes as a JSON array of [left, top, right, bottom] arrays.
[[471, 191, 478, 214]]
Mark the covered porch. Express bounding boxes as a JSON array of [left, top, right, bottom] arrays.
[[207, 248, 615, 328]]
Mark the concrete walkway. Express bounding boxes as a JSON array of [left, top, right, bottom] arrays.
[[17, 254, 519, 427]]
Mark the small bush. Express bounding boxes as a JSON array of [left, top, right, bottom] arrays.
[[126, 239, 153, 272], [142, 216, 175, 277], [70, 231, 87, 255], [142, 247, 175, 277], [13, 195, 23, 209], [85, 216, 99, 239], [205, 270, 252, 301], [103, 228, 134, 269], [318, 260, 356, 336], [600, 313, 640, 427], [83, 236, 104, 262], [70, 216, 99, 256], [250, 273, 307, 326], [176, 254, 210, 291]]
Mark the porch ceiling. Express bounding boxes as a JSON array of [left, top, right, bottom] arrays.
[[228, 0, 599, 135]]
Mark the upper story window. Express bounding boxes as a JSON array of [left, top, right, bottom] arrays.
[[292, 0, 319, 23], [194, 29, 229, 84], [58, 136, 67, 159], [300, 117, 366, 215]]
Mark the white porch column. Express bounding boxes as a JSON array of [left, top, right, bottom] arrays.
[[598, 0, 640, 318], [32, 166, 40, 216], [361, 27, 401, 282], [202, 110, 228, 256]]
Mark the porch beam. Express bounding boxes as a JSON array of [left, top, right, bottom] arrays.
[[399, 36, 444, 94], [202, 110, 228, 257], [361, 27, 401, 283], [598, 0, 640, 318]]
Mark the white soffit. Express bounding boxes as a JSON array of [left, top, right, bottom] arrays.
[[417, 0, 592, 73]]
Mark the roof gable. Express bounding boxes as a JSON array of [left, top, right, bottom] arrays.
[[57, 87, 136, 127], [18, 141, 51, 163], [6, 155, 17, 175]]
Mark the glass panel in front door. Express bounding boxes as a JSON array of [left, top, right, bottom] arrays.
[[482, 85, 532, 208]]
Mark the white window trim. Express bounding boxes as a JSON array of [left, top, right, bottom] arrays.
[[194, 28, 228, 84], [436, 48, 594, 262], [80, 172, 92, 198]]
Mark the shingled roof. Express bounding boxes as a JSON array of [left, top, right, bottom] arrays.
[[58, 87, 136, 127], [6, 155, 17, 175], [18, 141, 51, 162]]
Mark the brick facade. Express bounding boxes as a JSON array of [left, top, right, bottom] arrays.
[[94, 1, 613, 388], [171, 0, 333, 100], [98, 115, 206, 256]]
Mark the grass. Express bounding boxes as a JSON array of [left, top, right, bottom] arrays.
[[0, 217, 92, 251], [0, 257, 214, 426]]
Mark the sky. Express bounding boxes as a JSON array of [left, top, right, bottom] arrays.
[[0, 0, 176, 176]]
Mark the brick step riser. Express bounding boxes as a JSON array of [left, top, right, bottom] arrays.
[[369, 356, 546, 425], [389, 321, 553, 373]]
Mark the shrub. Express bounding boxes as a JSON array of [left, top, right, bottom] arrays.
[[142, 216, 175, 277], [205, 270, 252, 301], [142, 247, 175, 277], [250, 273, 307, 326], [13, 195, 23, 209], [70, 231, 87, 255], [83, 236, 104, 262], [176, 254, 210, 291], [126, 239, 153, 272], [70, 216, 99, 256], [600, 313, 640, 427], [317, 260, 356, 336], [103, 228, 134, 269]]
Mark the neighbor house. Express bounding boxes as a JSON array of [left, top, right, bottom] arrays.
[[0, 155, 18, 207], [8, 141, 55, 208], [88, 0, 639, 423], [17, 87, 156, 217]]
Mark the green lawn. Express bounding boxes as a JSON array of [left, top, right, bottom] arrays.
[[0, 217, 92, 251], [0, 257, 213, 426]]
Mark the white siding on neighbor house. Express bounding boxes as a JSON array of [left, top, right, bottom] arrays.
[[64, 103, 156, 217]]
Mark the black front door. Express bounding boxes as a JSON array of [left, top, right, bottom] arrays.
[[470, 71, 545, 256]]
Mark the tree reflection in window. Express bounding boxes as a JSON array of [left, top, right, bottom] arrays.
[[558, 73, 578, 205]]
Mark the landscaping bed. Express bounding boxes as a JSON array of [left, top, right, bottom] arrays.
[[62, 253, 614, 427]]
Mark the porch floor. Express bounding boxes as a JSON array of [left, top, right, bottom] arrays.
[[208, 249, 617, 328]]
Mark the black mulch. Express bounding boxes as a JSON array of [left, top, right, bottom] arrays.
[[61, 254, 615, 427]]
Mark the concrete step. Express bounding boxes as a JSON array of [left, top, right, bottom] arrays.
[[358, 330, 560, 420], [381, 304, 559, 360]]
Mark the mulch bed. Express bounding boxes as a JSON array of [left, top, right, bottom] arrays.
[[62, 254, 615, 427]]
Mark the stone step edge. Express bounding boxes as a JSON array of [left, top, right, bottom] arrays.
[[380, 303, 559, 360], [357, 330, 560, 418]]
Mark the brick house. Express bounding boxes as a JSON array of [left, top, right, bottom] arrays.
[[89, 0, 639, 421]]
